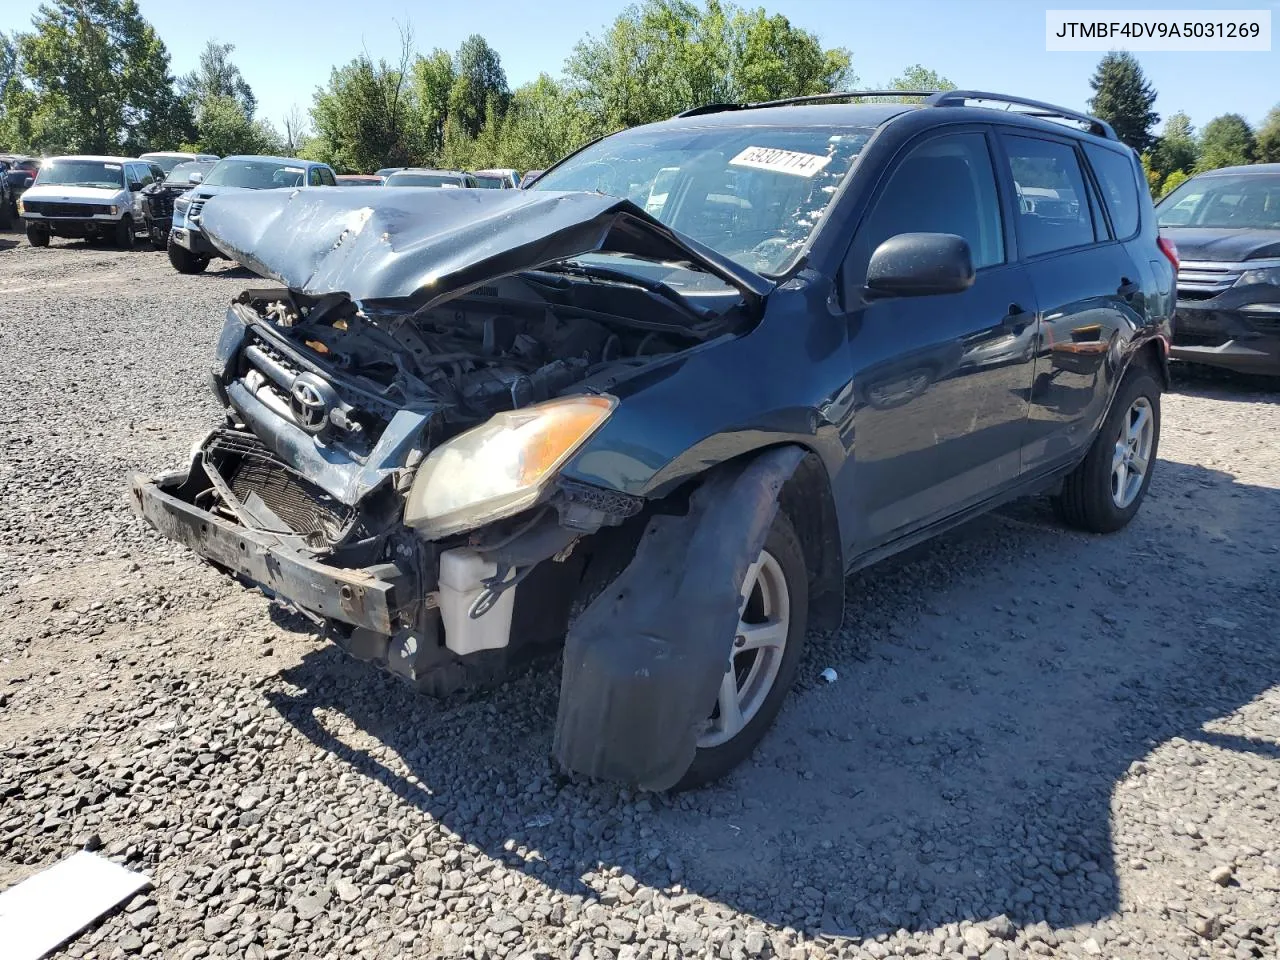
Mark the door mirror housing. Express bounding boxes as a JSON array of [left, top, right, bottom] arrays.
[[128, 181, 143, 192], [866, 232, 975, 298], [188, 171, 204, 184]]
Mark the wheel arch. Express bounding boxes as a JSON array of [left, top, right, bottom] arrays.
[[553, 443, 835, 789]]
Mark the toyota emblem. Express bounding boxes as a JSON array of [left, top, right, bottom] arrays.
[[290, 373, 336, 434]]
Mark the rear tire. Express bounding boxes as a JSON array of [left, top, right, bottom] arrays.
[[25, 224, 49, 247], [1054, 368, 1161, 533], [168, 242, 209, 274], [115, 215, 135, 249], [674, 510, 808, 790]]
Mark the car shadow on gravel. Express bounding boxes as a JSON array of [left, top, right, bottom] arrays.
[[265, 458, 1280, 942], [1171, 363, 1280, 399]]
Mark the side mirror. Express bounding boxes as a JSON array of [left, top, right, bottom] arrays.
[[866, 232, 975, 298], [128, 181, 143, 192], [188, 171, 203, 184], [22, 176, 33, 188]]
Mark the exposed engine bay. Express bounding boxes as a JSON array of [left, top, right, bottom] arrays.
[[194, 268, 733, 558], [225, 273, 716, 459]]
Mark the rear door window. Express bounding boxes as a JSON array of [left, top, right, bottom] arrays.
[[1084, 143, 1141, 238], [1001, 135, 1098, 257]]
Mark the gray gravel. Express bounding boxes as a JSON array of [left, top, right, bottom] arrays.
[[2, 233, 1279, 960]]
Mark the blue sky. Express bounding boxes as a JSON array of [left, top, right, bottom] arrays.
[[3, 0, 1278, 138]]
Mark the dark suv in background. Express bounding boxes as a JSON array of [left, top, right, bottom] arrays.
[[1157, 164, 1280, 375], [131, 90, 1174, 791]]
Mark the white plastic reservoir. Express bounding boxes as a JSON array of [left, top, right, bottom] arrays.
[[437, 548, 516, 656]]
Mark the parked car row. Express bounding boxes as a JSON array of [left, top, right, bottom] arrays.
[[127, 90, 1182, 791]]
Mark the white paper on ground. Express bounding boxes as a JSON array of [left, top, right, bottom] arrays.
[[0, 851, 152, 960]]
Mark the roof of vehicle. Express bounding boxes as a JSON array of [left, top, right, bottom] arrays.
[[219, 155, 324, 166], [647, 90, 1120, 145], [389, 168, 471, 176], [140, 151, 217, 158], [474, 168, 517, 176], [1190, 163, 1280, 177], [44, 154, 141, 164], [336, 174, 384, 181]]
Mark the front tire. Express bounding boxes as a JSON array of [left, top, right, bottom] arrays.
[[168, 242, 209, 274], [1054, 368, 1161, 533], [115, 215, 135, 249], [675, 510, 808, 790], [25, 224, 49, 247]]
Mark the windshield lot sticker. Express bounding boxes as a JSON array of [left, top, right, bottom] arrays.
[[730, 146, 831, 177], [103, 164, 121, 170]]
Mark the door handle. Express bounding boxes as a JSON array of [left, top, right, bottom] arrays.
[[1117, 277, 1141, 298], [1001, 303, 1031, 331]]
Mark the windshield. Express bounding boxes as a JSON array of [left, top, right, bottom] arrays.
[[1158, 173, 1280, 229], [165, 161, 212, 185], [530, 124, 872, 274], [202, 159, 306, 189], [385, 172, 465, 188], [143, 155, 190, 174], [37, 159, 125, 190], [474, 176, 505, 189]]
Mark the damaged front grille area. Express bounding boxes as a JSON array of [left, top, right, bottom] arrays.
[[204, 429, 360, 547]]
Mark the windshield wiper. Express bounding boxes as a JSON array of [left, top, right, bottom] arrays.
[[534, 259, 717, 321]]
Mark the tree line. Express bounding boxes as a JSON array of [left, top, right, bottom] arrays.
[[1086, 50, 1280, 198], [1, 1, 1275, 189]]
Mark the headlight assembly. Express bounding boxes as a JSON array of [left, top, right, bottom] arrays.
[[1236, 265, 1280, 287], [405, 394, 616, 539]]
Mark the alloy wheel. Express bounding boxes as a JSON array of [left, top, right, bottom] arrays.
[[1112, 395, 1154, 508], [697, 548, 791, 749]]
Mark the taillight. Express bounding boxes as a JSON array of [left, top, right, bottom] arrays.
[[1157, 234, 1179, 272]]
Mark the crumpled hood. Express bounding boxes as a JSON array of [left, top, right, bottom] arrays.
[[197, 186, 772, 309], [1162, 227, 1280, 262]]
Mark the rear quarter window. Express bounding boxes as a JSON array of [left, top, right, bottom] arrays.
[[1084, 143, 1141, 239]]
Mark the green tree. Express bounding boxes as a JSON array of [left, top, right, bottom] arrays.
[[885, 63, 955, 104], [447, 35, 509, 140], [1140, 152, 1162, 196], [1255, 105, 1280, 164], [1087, 51, 1159, 153], [1160, 168, 1189, 198], [310, 27, 417, 172], [191, 95, 280, 155], [16, 0, 187, 153], [732, 5, 851, 102], [888, 64, 955, 94], [566, 0, 851, 136], [179, 41, 256, 118], [1196, 113, 1255, 172], [1148, 111, 1198, 181], [411, 49, 455, 163]]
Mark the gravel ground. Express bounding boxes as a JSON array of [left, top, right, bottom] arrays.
[[2, 232, 1279, 960]]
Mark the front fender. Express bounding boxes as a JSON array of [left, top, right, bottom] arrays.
[[553, 445, 806, 790]]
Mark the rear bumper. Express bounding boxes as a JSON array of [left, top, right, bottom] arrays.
[[128, 470, 399, 634], [1172, 286, 1280, 375]]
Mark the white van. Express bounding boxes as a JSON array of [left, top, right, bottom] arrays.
[[19, 155, 162, 248]]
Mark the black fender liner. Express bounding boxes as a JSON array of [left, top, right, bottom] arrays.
[[553, 445, 806, 790]]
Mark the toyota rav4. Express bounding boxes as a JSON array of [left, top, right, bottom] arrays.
[[130, 91, 1175, 790]]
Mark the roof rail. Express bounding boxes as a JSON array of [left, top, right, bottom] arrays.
[[673, 88, 1118, 141], [673, 90, 937, 118], [926, 90, 1117, 140]]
